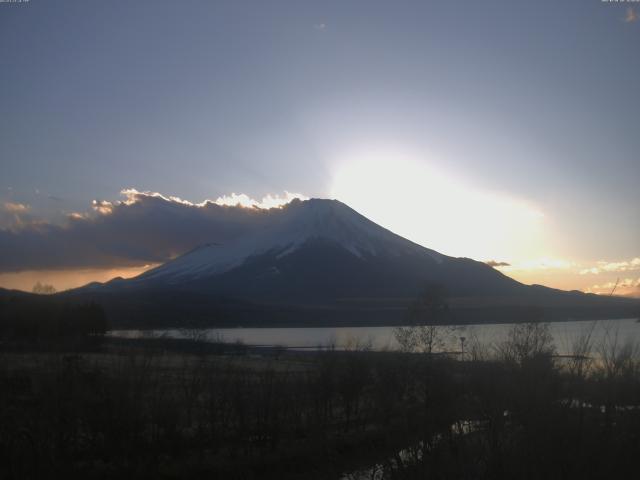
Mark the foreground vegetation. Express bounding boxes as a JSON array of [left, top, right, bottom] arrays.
[[1, 319, 639, 479]]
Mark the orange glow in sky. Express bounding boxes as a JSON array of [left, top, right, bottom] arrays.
[[0, 264, 158, 293]]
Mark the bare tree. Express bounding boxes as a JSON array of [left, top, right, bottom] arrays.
[[496, 321, 555, 365], [394, 285, 455, 354], [566, 320, 597, 380], [466, 326, 490, 362], [597, 324, 637, 381]]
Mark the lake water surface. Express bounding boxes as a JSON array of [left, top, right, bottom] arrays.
[[110, 317, 640, 355]]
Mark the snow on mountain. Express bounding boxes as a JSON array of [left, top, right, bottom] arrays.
[[136, 198, 444, 284], [69, 198, 640, 327]]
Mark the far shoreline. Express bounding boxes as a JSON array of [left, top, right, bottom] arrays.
[[106, 312, 639, 331]]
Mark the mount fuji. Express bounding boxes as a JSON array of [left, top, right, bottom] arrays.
[[65, 198, 638, 327]]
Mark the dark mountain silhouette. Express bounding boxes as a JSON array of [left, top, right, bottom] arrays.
[[56, 199, 638, 327]]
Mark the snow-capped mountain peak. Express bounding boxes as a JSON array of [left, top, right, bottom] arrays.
[[137, 198, 443, 284]]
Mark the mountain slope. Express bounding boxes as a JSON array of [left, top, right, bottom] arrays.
[[68, 198, 638, 326], [136, 199, 443, 282], [123, 198, 523, 299]]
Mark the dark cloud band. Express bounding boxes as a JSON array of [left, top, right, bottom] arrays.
[[486, 260, 511, 268], [0, 191, 292, 272]]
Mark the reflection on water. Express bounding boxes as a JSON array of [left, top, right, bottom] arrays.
[[342, 420, 485, 480], [110, 318, 639, 356]]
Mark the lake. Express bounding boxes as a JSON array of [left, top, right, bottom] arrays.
[[110, 317, 640, 356]]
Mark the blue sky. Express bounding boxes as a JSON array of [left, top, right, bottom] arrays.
[[1, 0, 639, 294]]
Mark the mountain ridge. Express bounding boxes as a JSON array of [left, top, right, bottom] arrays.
[[58, 198, 638, 327], [134, 198, 444, 285]]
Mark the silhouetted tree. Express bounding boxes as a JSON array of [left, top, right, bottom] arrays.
[[394, 284, 454, 354], [32, 282, 56, 295], [497, 321, 555, 366]]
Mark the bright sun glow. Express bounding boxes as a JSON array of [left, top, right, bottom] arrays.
[[329, 147, 546, 263]]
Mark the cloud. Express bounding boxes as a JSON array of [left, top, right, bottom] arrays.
[[314, 23, 327, 30], [579, 257, 640, 275], [485, 260, 511, 268], [497, 257, 640, 276], [0, 189, 306, 272], [92, 200, 115, 215], [625, 7, 638, 23], [497, 257, 575, 272], [585, 277, 640, 297], [213, 191, 307, 209], [3, 202, 29, 213], [1, 202, 34, 229], [113, 188, 307, 210]]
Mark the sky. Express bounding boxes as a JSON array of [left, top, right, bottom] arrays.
[[0, 0, 639, 296]]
